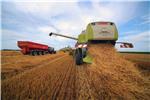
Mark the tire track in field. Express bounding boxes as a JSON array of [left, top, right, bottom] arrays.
[[65, 62, 76, 100], [84, 65, 104, 99], [51, 58, 71, 100], [76, 65, 94, 100], [59, 59, 76, 100], [50, 56, 76, 100], [57, 63, 72, 99], [3, 54, 67, 81], [2, 55, 70, 100]]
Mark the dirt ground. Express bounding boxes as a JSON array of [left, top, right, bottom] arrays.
[[1, 45, 150, 100]]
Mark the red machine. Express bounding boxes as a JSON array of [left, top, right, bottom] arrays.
[[17, 41, 56, 55]]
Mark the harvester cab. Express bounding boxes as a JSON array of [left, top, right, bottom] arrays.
[[49, 21, 133, 65]]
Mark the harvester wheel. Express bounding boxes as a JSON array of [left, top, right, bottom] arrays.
[[75, 49, 83, 65], [111, 41, 116, 45]]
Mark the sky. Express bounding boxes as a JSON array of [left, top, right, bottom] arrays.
[[1, 0, 150, 51]]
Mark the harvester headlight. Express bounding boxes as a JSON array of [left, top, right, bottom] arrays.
[[83, 44, 87, 48], [77, 44, 87, 48], [78, 44, 82, 48]]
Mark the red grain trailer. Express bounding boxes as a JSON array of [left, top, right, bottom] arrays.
[[17, 41, 56, 56]]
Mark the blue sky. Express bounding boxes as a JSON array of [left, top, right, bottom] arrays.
[[1, 0, 150, 51]]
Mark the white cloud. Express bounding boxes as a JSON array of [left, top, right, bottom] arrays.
[[14, 2, 80, 18], [1, 29, 27, 49], [14, 1, 139, 28], [8, 0, 80, 2], [13, 2, 84, 34], [120, 31, 150, 43], [2, 1, 146, 50], [2, 29, 27, 40], [141, 14, 150, 25], [38, 26, 57, 33], [1, 28, 71, 50], [91, 2, 139, 25], [38, 25, 73, 41]]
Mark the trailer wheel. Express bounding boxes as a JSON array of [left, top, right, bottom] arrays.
[[31, 51, 35, 56], [44, 51, 47, 54], [41, 51, 44, 55], [75, 49, 83, 65], [32, 51, 38, 56], [29, 51, 33, 56], [38, 51, 42, 55], [36, 51, 39, 55]]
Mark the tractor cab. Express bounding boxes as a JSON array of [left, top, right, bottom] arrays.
[[77, 21, 118, 45]]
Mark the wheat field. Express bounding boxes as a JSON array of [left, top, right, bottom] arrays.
[[1, 44, 150, 100]]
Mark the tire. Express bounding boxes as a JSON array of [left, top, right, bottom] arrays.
[[82, 48, 87, 58], [29, 51, 33, 56], [49, 52, 52, 54], [44, 51, 47, 55], [32, 51, 37, 56], [36, 51, 39, 55], [75, 49, 83, 65], [111, 41, 116, 46], [41, 51, 44, 55], [39, 51, 42, 55]]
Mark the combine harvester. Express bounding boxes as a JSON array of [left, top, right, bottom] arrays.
[[17, 41, 56, 56], [49, 21, 133, 65]]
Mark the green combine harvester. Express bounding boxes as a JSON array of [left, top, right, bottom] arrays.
[[49, 21, 133, 65]]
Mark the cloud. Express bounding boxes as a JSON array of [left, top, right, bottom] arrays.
[[141, 14, 150, 25], [1, 28, 76, 50], [13, 2, 79, 18], [38, 26, 57, 33], [37, 25, 73, 42], [13, 2, 83, 33], [2, 29, 27, 40], [2, 1, 149, 51], [13, 1, 140, 29], [1, 29, 27, 49], [120, 31, 149, 43], [89, 2, 139, 25]]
